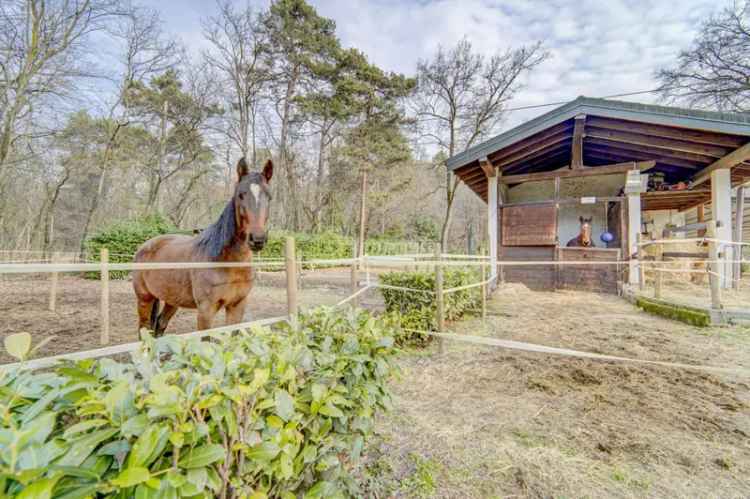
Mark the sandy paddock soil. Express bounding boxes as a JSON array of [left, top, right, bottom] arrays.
[[0, 269, 381, 363], [364, 284, 750, 498], [2, 272, 750, 497]]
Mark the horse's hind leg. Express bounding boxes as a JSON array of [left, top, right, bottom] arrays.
[[155, 303, 179, 337], [136, 294, 156, 333]]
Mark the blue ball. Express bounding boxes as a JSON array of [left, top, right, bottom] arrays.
[[600, 232, 614, 243]]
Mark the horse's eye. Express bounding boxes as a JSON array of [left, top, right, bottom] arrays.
[[238, 193, 245, 200]]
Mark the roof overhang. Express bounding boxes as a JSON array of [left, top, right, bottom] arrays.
[[448, 96, 750, 208]]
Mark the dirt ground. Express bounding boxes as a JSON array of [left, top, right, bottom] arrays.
[[0, 269, 383, 363], [3, 272, 750, 497], [363, 283, 750, 498]]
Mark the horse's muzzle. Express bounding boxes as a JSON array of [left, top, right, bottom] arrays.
[[249, 233, 266, 251]]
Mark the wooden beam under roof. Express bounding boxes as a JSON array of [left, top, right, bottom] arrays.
[[693, 141, 750, 185], [499, 160, 655, 185], [495, 131, 571, 167], [584, 144, 703, 170], [479, 156, 496, 177], [585, 116, 748, 148], [586, 127, 731, 158], [571, 114, 585, 169], [585, 137, 715, 164]]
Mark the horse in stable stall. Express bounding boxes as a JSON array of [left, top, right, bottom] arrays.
[[132, 158, 273, 336], [566, 216, 596, 248]]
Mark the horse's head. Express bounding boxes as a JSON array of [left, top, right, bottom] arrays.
[[579, 216, 593, 246], [234, 157, 273, 252]]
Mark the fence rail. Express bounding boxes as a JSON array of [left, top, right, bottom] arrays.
[[1, 238, 748, 371]]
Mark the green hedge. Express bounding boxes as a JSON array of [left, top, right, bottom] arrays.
[[257, 232, 429, 261], [84, 215, 181, 279], [0, 307, 397, 498], [84, 218, 429, 279], [379, 269, 481, 344]]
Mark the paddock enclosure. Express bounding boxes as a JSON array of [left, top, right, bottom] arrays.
[[2, 96, 750, 498]]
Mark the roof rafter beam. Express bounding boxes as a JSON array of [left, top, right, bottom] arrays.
[[499, 161, 655, 185], [479, 156, 496, 177], [571, 114, 586, 169], [693, 141, 750, 185]]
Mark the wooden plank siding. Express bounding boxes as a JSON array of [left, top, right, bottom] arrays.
[[556, 248, 621, 294], [499, 246, 557, 291], [501, 204, 557, 246], [684, 196, 750, 244]]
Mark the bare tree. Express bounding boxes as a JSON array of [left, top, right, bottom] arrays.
[[76, 5, 179, 253], [202, 0, 269, 166], [413, 37, 548, 250], [0, 0, 123, 185], [657, 1, 750, 112]]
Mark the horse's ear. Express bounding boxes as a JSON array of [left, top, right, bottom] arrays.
[[262, 159, 273, 183], [237, 157, 249, 179], [579, 216, 584, 223]]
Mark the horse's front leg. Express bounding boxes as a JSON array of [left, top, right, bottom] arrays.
[[196, 301, 220, 331], [225, 298, 248, 325]]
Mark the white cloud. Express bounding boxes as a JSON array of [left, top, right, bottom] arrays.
[[162, 0, 732, 128]]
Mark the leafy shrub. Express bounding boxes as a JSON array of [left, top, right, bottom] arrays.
[[258, 232, 429, 270], [85, 214, 179, 279], [379, 269, 481, 344], [0, 307, 397, 498]]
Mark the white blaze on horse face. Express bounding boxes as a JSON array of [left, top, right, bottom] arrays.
[[249, 184, 261, 201]]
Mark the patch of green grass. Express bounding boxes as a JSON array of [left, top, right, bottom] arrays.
[[511, 429, 547, 448], [401, 453, 441, 497], [635, 297, 711, 327], [611, 468, 627, 482]]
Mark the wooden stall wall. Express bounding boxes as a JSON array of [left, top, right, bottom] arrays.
[[499, 246, 557, 290], [556, 247, 621, 294]]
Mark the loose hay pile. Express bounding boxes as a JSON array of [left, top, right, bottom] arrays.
[[362, 283, 750, 498]]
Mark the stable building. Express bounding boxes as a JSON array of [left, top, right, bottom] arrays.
[[446, 97, 750, 293]]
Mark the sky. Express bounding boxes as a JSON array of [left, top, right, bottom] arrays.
[[156, 0, 728, 128]]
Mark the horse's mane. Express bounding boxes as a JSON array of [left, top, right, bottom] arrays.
[[195, 199, 236, 259]]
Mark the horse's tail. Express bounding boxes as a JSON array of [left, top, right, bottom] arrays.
[[150, 299, 161, 332]]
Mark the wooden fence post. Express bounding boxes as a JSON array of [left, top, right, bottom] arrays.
[[654, 242, 663, 299], [637, 233, 646, 291], [481, 250, 487, 322], [100, 248, 110, 345], [707, 221, 722, 310], [48, 251, 60, 312], [434, 248, 445, 354], [285, 237, 299, 328], [350, 240, 359, 309]]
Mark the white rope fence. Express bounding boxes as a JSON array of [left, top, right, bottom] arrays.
[[1, 238, 747, 374]]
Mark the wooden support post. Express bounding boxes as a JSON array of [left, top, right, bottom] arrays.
[[434, 247, 445, 354], [654, 242, 663, 299], [625, 170, 643, 286], [481, 249, 487, 323], [571, 114, 586, 169], [100, 248, 110, 346], [637, 233, 646, 291], [48, 251, 60, 312], [707, 221, 722, 310], [711, 168, 733, 287], [734, 185, 745, 290], [350, 241, 359, 309], [285, 237, 298, 328]]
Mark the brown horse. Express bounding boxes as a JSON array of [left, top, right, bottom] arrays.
[[566, 216, 596, 247], [132, 158, 272, 335]]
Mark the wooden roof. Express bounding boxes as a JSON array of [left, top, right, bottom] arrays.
[[449, 97, 750, 209]]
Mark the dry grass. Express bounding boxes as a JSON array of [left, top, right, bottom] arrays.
[[362, 284, 750, 498]]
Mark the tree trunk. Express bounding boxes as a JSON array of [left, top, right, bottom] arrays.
[[358, 169, 368, 259], [279, 67, 300, 231], [78, 165, 107, 256]]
